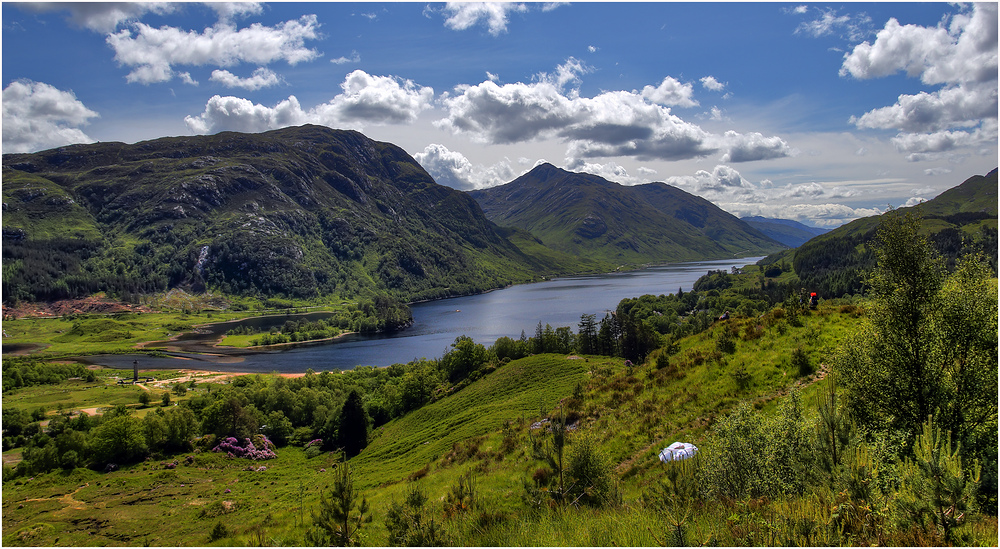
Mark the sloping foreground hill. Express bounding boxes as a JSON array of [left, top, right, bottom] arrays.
[[788, 168, 998, 297], [0, 305, 899, 547], [1, 126, 580, 305], [469, 163, 784, 265], [741, 216, 829, 248]]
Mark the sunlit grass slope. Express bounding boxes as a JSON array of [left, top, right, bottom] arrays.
[[4, 303, 996, 547]]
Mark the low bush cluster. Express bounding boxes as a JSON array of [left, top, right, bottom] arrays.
[[212, 435, 277, 460]]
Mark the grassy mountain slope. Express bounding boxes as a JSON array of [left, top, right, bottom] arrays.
[[741, 216, 829, 248], [1, 126, 583, 305], [790, 168, 998, 296], [469, 163, 784, 265]]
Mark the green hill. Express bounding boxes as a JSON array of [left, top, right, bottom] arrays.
[[789, 168, 998, 297], [1, 126, 592, 305], [469, 163, 784, 265]]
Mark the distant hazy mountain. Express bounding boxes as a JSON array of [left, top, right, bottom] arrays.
[[1, 125, 598, 304], [469, 163, 785, 264], [740, 216, 829, 248], [789, 168, 998, 297]]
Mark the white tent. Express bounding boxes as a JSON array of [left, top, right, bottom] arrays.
[[658, 441, 698, 462]]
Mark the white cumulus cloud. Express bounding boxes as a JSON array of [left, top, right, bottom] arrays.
[[842, 3, 997, 160], [414, 143, 518, 190], [107, 15, 322, 84], [185, 70, 434, 133], [700, 76, 726, 91], [210, 67, 281, 90], [437, 60, 789, 164], [441, 2, 527, 36], [717, 131, 794, 163], [15, 2, 179, 33], [641, 76, 698, 107], [2, 80, 100, 153]]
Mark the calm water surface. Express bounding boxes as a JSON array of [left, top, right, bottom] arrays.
[[83, 257, 762, 373]]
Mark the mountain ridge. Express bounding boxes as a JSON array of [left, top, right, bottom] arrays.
[[741, 216, 830, 248], [2, 126, 591, 304], [469, 163, 785, 264], [786, 168, 998, 296]]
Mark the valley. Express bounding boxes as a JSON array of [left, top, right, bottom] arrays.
[[1, 129, 996, 547]]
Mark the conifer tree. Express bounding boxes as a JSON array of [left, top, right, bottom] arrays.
[[307, 461, 372, 546], [896, 417, 981, 543], [337, 390, 368, 458]]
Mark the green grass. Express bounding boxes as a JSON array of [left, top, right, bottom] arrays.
[[0, 369, 216, 418], [353, 354, 598, 487], [3, 304, 996, 547], [215, 333, 259, 348]]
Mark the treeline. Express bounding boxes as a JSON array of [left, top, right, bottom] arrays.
[[794, 222, 997, 298], [2, 357, 92, 392], [246, 296, 412, 345]]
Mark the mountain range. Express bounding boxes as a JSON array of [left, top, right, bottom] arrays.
[[3, 125, 571, 304], [15, 125, 987, 307], [2, 126, 793, 305], [740, 216, 829, 248], [469, 163, 784, 265]]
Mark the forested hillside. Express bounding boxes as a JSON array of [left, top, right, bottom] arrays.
[[779, 168, 998, 297], [1, 126, 595, 306]]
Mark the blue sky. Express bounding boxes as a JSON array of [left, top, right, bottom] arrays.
[[3, 2, 997, 227]]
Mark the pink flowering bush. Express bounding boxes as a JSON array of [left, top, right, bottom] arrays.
[[212, 435, 277, 461]]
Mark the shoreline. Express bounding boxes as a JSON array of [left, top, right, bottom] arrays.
[[8, 256, 766, 371]]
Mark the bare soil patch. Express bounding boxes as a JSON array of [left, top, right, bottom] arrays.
[[3, 296, 151, 319]]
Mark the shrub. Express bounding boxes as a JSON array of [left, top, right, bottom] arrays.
[[566, 434, 618, 507], [730, 365, 752, 391], [208, 521, 229, 542], [895, 417, 981, 544], [791, 347, 813, 377], [385, 486, 448, 546], [701, 393, 814, 501], [715, 331, 736, 354], [443, 471, 477, 518], [306, 462, 371, 546], [212, 435, 277, 460]]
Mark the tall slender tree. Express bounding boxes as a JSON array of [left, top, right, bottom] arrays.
[[337, 390, 369, 458]]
